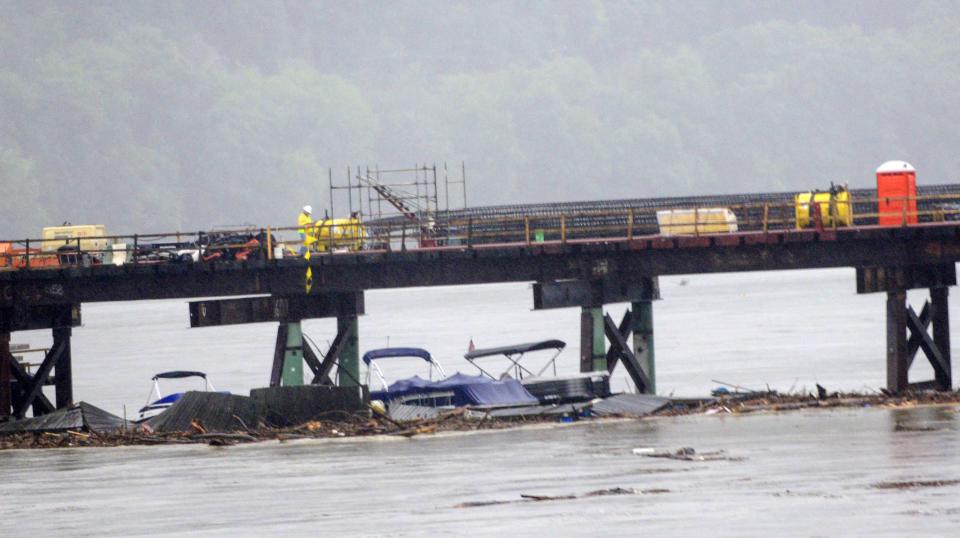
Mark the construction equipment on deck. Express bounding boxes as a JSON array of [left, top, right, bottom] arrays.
[[356, 172, 440, 247], [794, 184, 853, 229], [656, 208, 738, 236], [312, 216, 367, 252], [40, 225, 108, 255]]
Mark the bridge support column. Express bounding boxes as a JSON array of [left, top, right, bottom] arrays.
[[580, 307, 605, 372], [930, 286, 952, 390], [632, 300, 656, 394], [271, 322, 304, 387], [858, 265, 955, 394], [53, 327, 73, 408], [282, 322, 304, 386], [886, 290, 909, 393], [336, 315, 359, 387], [883, 286, 952, 394], [0, 331, 10, 421]]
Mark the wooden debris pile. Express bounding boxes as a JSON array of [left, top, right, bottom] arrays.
[[652, 389, 960, 418]]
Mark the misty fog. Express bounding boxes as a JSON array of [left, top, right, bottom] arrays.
[[1, 0, 958, 237]]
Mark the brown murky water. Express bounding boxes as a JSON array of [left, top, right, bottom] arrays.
[[1, 269, 959, 535], [2, 407, 959, 536]]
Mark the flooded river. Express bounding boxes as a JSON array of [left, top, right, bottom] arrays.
[[1, 268, 959, 535]]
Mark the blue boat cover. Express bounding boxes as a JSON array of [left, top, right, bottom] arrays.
[[362, 347, 433, 365], [371, 372, 538, 407]]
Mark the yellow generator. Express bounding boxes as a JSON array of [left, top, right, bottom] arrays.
[[312, 217, 366, 252], [795, 186, 853, 229]]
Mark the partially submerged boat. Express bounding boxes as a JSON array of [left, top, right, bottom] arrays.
[[464, 339, 610, 404], [136, 371, 220, 422], [364, 348, 538, 409]]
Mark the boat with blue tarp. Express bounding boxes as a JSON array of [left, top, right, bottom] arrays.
[[464, 339, 611, 404], [364, 348, 538, 408]]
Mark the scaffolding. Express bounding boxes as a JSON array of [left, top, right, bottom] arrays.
[[328, 163, 468, 247]]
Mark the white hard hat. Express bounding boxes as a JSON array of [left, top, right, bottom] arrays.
[[303, 205, 312, 214]]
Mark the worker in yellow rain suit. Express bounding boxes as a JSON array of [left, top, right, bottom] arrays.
[[298, 205, 314, 256]]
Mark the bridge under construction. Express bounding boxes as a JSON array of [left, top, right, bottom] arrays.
[[2, 171, 960, 420]]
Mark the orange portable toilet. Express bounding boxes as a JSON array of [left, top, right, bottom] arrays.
[[876, 160, 917, 226]]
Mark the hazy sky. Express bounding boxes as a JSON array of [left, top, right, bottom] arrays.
[[1, 1, 958, 236]]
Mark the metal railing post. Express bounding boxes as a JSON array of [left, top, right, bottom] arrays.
[[627, 209, 634, 240], [524, 216, 530, 245], [24, 239, 29, 269], [560, 215, 567, 244], [265, 227, 273, 260]]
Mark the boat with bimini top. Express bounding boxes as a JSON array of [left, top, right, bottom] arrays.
[[464, 339, 611, 404], [136, 371, 222, 422], [364, 347, 538, 409]]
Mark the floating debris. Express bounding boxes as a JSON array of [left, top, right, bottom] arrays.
[[590, 393, 671, 417], [873, 479, 960, 490], [893, 423, 941, 432], [453, 487, 666, 508], [388, 403, 440, 422], [639, 447, 745, 462], [583, 487, 641, 497], [3, 389, 960, 450], [519, 493, 576, 502]]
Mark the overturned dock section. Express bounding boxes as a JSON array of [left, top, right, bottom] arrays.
[[0, 402, 127, 434], [251, 385, 368, 427], [145, 392, 263, 433]]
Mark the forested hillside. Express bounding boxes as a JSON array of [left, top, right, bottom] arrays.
[[1, 1, 958, 237]]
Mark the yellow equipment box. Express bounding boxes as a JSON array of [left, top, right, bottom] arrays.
[[794, 188, 853, 228], [41, 224, 109, 254], [656, 208, 738, 236]]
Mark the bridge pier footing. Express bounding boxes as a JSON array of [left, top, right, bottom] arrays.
[[858, 265, 955, 394], [535, 277, 659, 394], [0, 304, 78, 421], [885, 286, 952, 394]]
